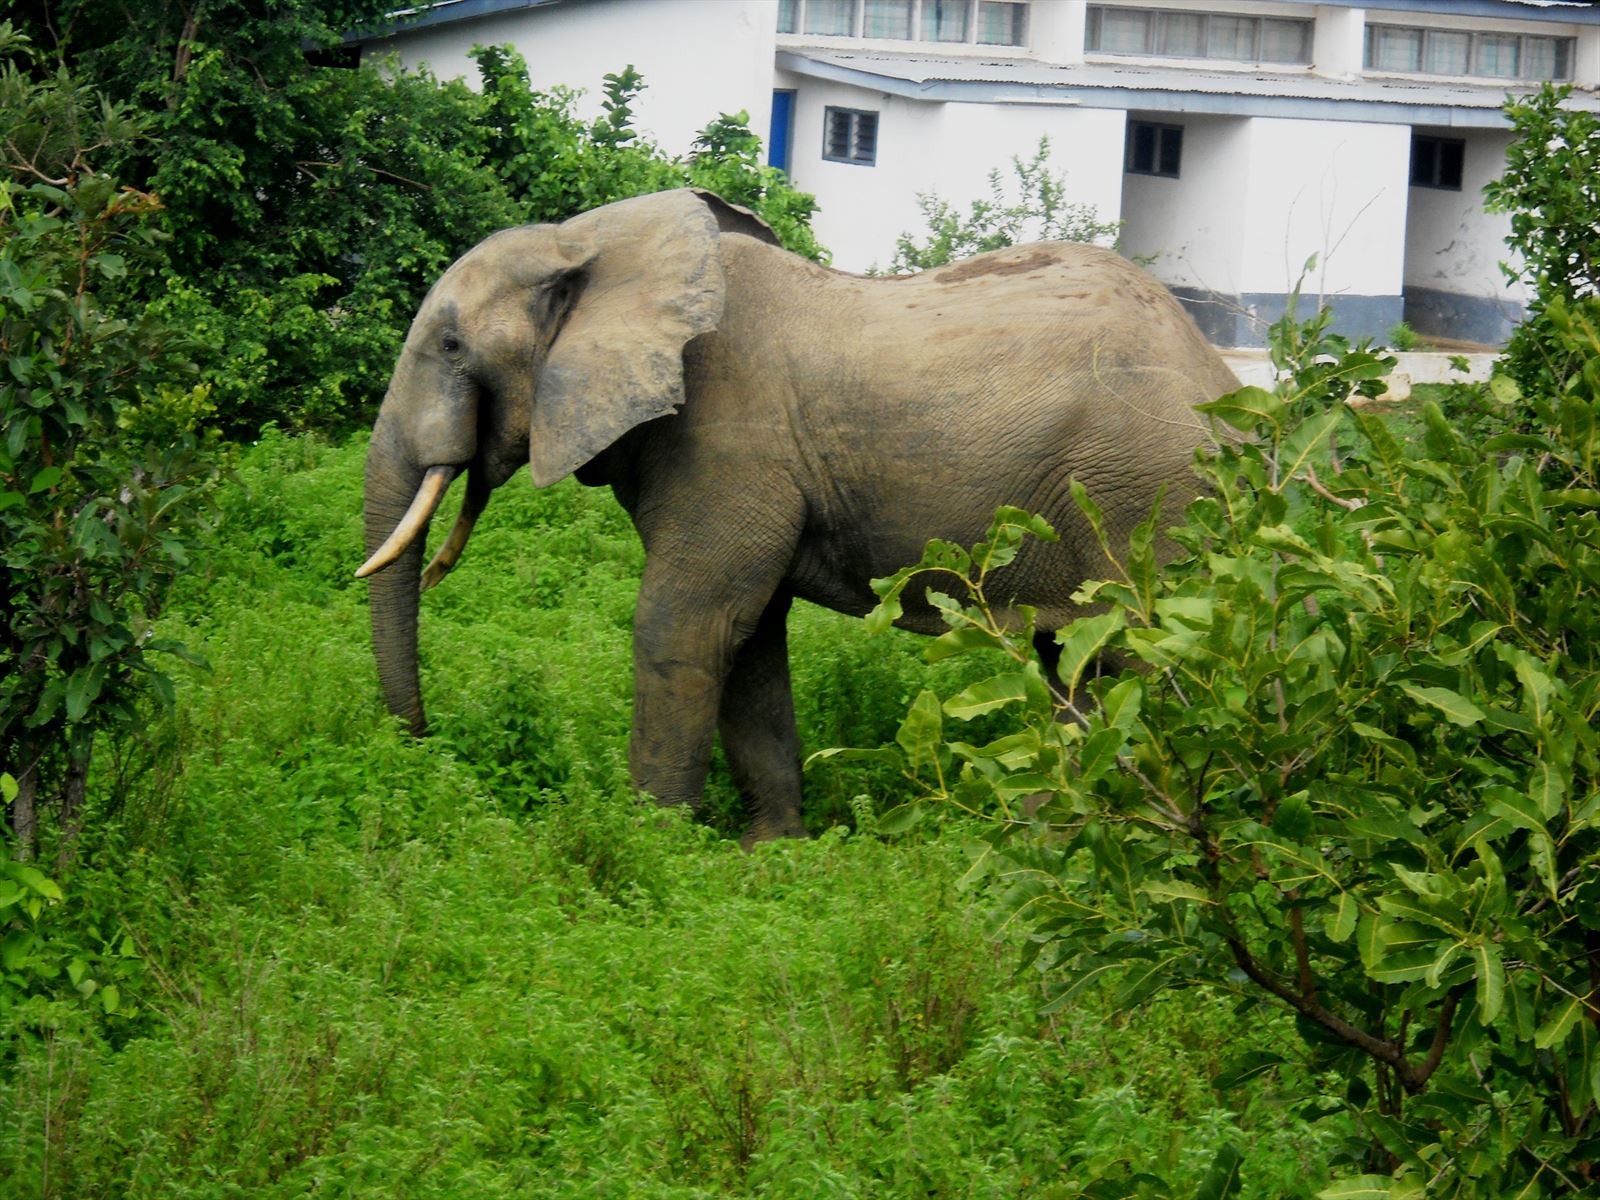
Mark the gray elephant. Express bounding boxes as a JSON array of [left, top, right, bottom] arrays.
[[358, 188, 1237, 843]]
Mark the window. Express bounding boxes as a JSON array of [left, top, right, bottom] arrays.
[[778, 0, 1028, 47], [1411, 135, 1465, 190], [1086, 7, 1312, 66], [1365, 25, 1575, 81], [824, 107, 879, 165], [1126, 121, 1182, 178], [921, 0, 970, 42], [977, 1, 1027, 46], [804, 0, 855, 36], [863, 0, 912, 39]]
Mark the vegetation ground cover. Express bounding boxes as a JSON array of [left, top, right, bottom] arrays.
[[4, 7, 1597, 1192], [3, 437, 1341, 1197]]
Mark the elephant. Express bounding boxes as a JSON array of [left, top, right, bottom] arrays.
[[357, 188, 1238, 844]]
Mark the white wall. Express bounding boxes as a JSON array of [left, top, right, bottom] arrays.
[[782, 76, 1125, 272], [1120, 114, 1253, 295], [1310, 3, 1364, 79], [1404, 129, 1527, 307], [1236, 117, 1411, 299], [366, 0, 778, 157]]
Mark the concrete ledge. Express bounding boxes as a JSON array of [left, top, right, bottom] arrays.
[[1219, 350, 1497, 400]]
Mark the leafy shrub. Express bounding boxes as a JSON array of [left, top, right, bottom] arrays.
[[838, 298, 1600, 1195], [1, 28, 223, 861], [882, 135, 1120, 274], [1485, 83, 1600, 402]]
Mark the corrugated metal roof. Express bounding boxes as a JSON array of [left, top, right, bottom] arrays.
[[778, 48, 1600, 126]]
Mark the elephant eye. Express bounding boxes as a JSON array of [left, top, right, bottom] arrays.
[[441, 334, 461, 355]]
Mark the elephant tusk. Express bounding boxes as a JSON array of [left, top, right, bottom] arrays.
[[420, 475, 489, 592], [355, 464, 457, 579]]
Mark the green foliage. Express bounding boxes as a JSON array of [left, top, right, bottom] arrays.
[[687, 110, 829, 263], [8, 5, 826, 437], [882, 136, 1120, 274], [1383, 321, 1418, 352], [0, 435, 1332, 1196], [0, 29, 222, 859], [1485, 83, 1600, 399], [841, 303, 1600, 1194]]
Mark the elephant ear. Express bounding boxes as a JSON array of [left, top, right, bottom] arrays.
[[530, 189, 725, 487], [690, 188, 783, 247]]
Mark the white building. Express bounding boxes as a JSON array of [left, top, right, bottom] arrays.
[[358, 0, 1600, 346]]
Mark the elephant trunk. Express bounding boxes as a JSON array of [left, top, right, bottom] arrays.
[[363, 420, 436, 736]]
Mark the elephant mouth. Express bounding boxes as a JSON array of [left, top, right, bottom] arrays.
[[355, 464, 458, 579]]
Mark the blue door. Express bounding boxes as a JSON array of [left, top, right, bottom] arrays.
[[769, 90, 795, 173]]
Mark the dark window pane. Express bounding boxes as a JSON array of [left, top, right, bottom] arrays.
[[854, 113, 878, 161], [1157, 127, 1182, 176], [826, 111, 852, 158], [1411, 135, 1464, 190], [1410, 137, 1435, 185], [1129, 123, 1155, 172], [1438, 139, 1464, 189]]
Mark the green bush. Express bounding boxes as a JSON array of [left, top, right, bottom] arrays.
[[1, 28, 223, 863], [840, 298, 1600, 1195], [881, 135, 1120, 274]]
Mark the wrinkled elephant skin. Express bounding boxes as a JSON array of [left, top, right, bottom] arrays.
[[360, 189, 1238, 844]]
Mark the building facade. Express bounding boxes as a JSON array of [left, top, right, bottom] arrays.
[[359, 0, 1600, 346]]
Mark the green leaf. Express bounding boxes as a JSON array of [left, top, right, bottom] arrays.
[[944, 673, 1031, 720], [1142, 880, 1213, 905], [1052, 611, 1124, 696], [1473, 942, 1505, 1025], [1485, 788, 1550, 838], [29, 465, 62, 493], [1316, 1177, 1408, 1199], [1534, 992, 1590, 1050], [1200, 386, 1284, 433], [1399, 684, 1485, 727], [895, 689, 944, 771], [1191, 1144, 1243, 1200], [875, 801, 925, 834], [11, 864, 63, 902], [1325, 892, 1359, 943], [1100, 676, 1142, 733], [924, 625, 1002, 663]]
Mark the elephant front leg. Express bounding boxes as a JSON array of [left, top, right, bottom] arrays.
[[718, 591, 807, 847], [627, 583, 807, 845], [626, 579, 767, 815]]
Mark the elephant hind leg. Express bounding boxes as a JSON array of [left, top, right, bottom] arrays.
[[720, 591, 808, 847]]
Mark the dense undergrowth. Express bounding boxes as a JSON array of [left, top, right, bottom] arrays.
[[1, 434, 1341, 1197]]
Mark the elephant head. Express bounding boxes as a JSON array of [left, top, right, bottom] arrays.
[[357, 189, 744, 735]]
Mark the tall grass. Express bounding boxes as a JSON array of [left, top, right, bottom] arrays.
[[1, 433, 1339, 1197]]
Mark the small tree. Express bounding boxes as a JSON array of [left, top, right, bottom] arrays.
[[883, 135, 1120, 273], [827, 297, 1600, 1193], [1484, 83, 1600, 398], [1, 26, 221, 860]]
